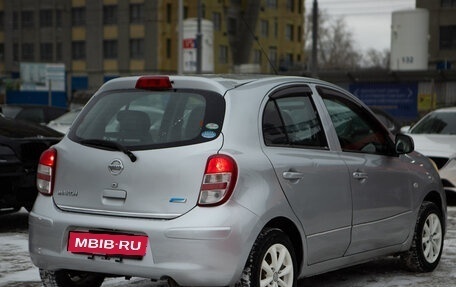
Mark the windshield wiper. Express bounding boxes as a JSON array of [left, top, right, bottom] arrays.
[[79, 139, 137, 162]]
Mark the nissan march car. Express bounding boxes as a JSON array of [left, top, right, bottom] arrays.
[[29, 75, 446, 287]]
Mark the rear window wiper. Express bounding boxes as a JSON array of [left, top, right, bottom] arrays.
[[79, 139, 137, 162]]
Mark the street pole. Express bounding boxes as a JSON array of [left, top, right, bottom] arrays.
[[178, 0, 183, 74], [196, 0, 202, 74], [311, 0, 318, 78]]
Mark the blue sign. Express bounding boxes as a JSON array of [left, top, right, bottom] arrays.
[[349, 83, 418, 121]]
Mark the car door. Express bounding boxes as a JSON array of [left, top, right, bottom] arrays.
[[318, 86, 413, 255], [261, 85, 352, 265]]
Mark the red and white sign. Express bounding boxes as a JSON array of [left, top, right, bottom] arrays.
[[183, 38, 196, 49], [68, 231, 148, 257]]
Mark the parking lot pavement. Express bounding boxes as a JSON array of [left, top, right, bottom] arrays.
[[1, 207, 455, 287]]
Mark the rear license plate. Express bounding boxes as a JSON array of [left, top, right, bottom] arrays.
[[68, 231, 148, 257]]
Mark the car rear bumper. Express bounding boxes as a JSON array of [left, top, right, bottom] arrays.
[[29, 195, 259, 286]]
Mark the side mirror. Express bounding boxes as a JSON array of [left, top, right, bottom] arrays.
[[400, 126, 411, 133], [395, 133, 414, 154]]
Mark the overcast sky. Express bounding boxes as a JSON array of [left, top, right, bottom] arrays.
[[304, 0, 416, 52]]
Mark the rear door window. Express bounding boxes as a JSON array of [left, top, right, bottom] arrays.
[[262, 86, 328, 149], [69, 90, 225, 149]]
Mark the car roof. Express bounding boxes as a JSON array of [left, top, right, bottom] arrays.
[[433, 106, 456, 113], [98, 75, 340, 97]]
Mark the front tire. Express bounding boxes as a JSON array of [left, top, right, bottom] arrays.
[[237, 228, 297, 287], [40, 269, 105, 287], [401, 201, 444, 272]]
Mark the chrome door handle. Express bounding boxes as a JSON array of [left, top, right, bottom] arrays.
[[352, 171, 368, 180], [283, 171, 304, 180]]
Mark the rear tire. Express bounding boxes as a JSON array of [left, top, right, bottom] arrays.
[[401, 201, 444, 272], [236, 228, 297, 287], [40, 269, 105, 287]]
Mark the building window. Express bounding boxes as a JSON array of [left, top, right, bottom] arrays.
[[274, 20, 278, 38], [13, 43, 19, 61], [56, 42, 62, 61], [441, 0, 456, 7], [103, 40, 118, 59], [103, 5, 117, 25], [287, 0, 295, 11], [166, 3, 172, 23], [261, 20, 269, 37], [0, 12, 4, 30], [56, 10, 62, 28], [253, 50, 261, 64], [72, 41, 86, 60], [166, 38, 172, 59], [72, 7, 86, 26], [285, 24, 294, 41], [440, 25, 456, 49], [130, 39, 144, 59], [22, 43, 34, 61], [0, 44, 4, 60], [21, 11, 34, 28], [269, 46, 277, 69], [228, 17, 237, 35], [266, 0, 278, 8], [13, 12, 19, 29], [285, 53, 293, 64], [213, 12, 221, 31], [297, 25, 302, 42], [40, 10, 53, 27], [219, 45, 228, 64], [40, 43, 53, 61], [130, 3, 144, 24], [202, 4, 206, 18]]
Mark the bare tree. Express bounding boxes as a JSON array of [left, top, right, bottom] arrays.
[[306, 10, 397, 71], [362, 48, 390, 69]]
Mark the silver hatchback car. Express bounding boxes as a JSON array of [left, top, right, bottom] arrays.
[[29, 75, 446, 287]]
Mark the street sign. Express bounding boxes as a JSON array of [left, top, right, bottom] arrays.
[[349, 83, 418, 121]]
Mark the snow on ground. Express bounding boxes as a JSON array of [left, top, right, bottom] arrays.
[[1, 207, 455, 287]]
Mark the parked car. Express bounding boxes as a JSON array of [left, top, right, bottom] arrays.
[[370, 107, 402, 134], [0, 113, 62, 214], [1, 104, 68, 125], [47, 108, 82, 134], [29, 75, 446, 287], [402, 106, 456, 198]]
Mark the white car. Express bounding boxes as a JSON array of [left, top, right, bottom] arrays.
[[47, 108, 82, 134], [403, 107, 456, 196]]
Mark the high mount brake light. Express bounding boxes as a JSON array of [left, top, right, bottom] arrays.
[[135, 76, 172, 90], [198, 154, 238, 207], [37, 148, 57, 196]]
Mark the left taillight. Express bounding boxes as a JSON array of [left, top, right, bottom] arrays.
[[37, 148, 57, 196], [198, 154, 238, 207]]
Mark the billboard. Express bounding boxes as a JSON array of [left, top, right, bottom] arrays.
[[183, 19, 214, 73], [349, 83, 418, 121], [20, 63, 65, 92]]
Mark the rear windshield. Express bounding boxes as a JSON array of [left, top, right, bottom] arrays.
[[68, 89, 225, 149]]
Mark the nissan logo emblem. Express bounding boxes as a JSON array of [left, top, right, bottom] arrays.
[[108, 159, 124, 175]]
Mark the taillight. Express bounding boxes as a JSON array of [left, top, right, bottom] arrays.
[[198, 154, 238, 207], [135, 76, 172, 90], [37, 148, 57, 196]]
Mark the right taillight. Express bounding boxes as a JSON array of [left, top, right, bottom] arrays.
[[198, 154, 238, 207], [37, 148, 57, 196]]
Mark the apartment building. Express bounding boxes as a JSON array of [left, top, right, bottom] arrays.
[[417, 0, 456, 70], [0, 0, 305, 92]]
